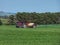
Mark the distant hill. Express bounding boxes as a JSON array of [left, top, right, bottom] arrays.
[[0, 11, 16, 16]]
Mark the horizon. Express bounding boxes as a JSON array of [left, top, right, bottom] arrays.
[[0, 0, 60, 13], [0, 11, 60, 13]]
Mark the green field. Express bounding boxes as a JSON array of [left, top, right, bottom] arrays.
[[0, 25, 60, 45]]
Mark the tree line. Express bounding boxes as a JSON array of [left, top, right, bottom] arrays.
[[16, 12, 60, 24], [0, 12, 60, 25]]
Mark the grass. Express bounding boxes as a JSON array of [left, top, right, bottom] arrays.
[[0, 25, 60, 45]]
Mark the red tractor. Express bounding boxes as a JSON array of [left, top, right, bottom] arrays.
[[16, 21, 36, 28]]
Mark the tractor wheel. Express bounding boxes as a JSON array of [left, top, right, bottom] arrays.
[[16, 26, 19, 28]]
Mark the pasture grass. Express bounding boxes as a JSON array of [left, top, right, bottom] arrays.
[[1, 18, 8, 24], [0, 25, 60, 45]]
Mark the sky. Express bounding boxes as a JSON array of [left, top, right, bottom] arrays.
[[0, 0, 60, 13]]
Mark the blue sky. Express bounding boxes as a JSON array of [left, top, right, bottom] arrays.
[[0, 0, 60, 13]]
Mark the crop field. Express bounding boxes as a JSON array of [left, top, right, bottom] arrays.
[[0, 25, 60, 45], [1, 18, 8, 24]]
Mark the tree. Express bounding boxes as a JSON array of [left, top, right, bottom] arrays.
[[8, 15, 15, 25], [16, 12, 60, 25], [0, 19, 3, 25]]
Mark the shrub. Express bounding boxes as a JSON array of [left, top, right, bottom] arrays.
[[0, 19, 3, 25]]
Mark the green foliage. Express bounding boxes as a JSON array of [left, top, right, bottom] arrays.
[[1, 12, 60, 25], [8, 15, 16, 25], [0, 19, 3, 25], [16, 12, 60, 24]]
